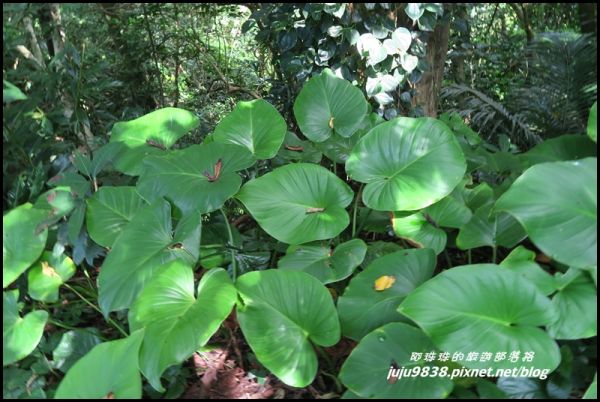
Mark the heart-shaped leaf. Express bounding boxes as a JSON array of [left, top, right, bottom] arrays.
[[109, 107, 199, 176], [357, 34, 388, 66], [495, 158, 597, 268], [346, 117, 466, 211], [236, 270, 340, 387], [383, 27, 412, 54], [520, 135, 596, 169], [401, 53, 419, 73], [399, 264, 561, 371], [405, 3, 424, 21], [457, 204, 526, 250], [425, 194, 473, 228], [53, 329, 102, 373], [548, 268, 596, 340], [294, 68, 368, 142], [54, 330, 144, 398], [339, 323, 454, 399], [237, 163, 354, 244], [213, 99, 286, 159], [33, 186, 77, 228], [137, 142, 255, 215], [98, 200, 201, 315], [273, 131, 322, 166], [27, 251, 76, 303], [3, 290, 48, 366], [86, 186, 147, 248], [391, 212, 447, 254], [129, 262, 236, 391], [278, 239, 367, 284], [315, 130, 367, 164], [338, 248, 436, 340], [3, 203, 48, 288], [500, 246, 555, 295]]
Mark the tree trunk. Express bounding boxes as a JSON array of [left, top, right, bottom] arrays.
[[413, 20, 450, 118], [510, 3, 534, 43], [578, 3, 597, 35], [49, 3, 65, 55]]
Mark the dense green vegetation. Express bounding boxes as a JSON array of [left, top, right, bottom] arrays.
[[3, 3, 597, 399]]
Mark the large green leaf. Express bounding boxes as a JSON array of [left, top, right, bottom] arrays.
[[33, 186, 77, 228], [3, 290, 48, 366], [457, 204, 526, 250], [500, 246, 555, 296], [237, 163, 354, 244], [399, 264, 561, 371], [129, 262, 236, 391], [293, 68, 368, 142], [425, 194, 473, 228], [495, 158, 597, 268], [3, 203, 48, 288], [273, 131, 322, 166], [98, 200, 201, 315], [278, 239, 367, 284], [213, 99, 286, 159], [391, 212, 447, 254], [588, 101, 597, 143], [137, 142, 255, 214], [520, 135, 596, 168], [27, 251, 76, 303], [338, 249, 436, 340], [584, 374, 597, 399], [345, 117, 466, 211], [109, 107, 199, 175], [315, 130, 366, 164], [236, 270, 340, 387], [3, 80, 27, 102], [339, 323, 454, 399], [362, 241, 403, 268], [86, 186, 147, 248], [53, 329, 102, 373], [547, 268, 597, 340], [54, 330, 144, 399]]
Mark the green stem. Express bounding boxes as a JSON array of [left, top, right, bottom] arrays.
[[220, 208, 237, 281], [314, 345, 334, 372], [467, 249, 472, 265], [80, 263, 96, 292], [351, 184, 364, 238], [444, 249, 452, 268], [355, 208, 372, 236], [492, 246, 497, 264], [64, 284, 128, 337]]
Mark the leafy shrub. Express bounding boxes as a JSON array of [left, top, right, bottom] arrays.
[[3, 70, 597, 399]]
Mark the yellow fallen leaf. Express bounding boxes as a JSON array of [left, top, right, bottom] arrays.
[[374, 275, 396, 291]]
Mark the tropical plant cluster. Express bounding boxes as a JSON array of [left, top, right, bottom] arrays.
[[3, 66, 597, 399]]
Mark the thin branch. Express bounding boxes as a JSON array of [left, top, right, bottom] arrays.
[[15, 45, 44, 69], [22, 16, 45, 68], [142, 4, 166, 107], [485, 4, 500, 39]]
